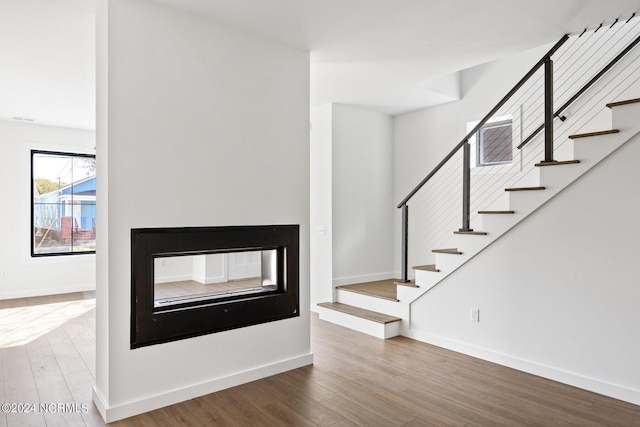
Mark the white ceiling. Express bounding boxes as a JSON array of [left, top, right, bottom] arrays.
[[0, 0, 97, 130], [2, 0, 640, 129]]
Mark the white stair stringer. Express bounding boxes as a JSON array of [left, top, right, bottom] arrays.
[[398, 101, 640, 333]]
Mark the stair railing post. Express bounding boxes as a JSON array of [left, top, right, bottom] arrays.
[[459, 140, 473, 232], [399, 203, 410, 283], [543, 57, 556, 163]]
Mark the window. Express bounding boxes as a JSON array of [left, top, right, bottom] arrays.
[[476, 120, 513, 166], [31, 150, 96, 256]]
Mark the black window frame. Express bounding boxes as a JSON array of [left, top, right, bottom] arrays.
[[31, 149, 96, 258], [476, 119, 513, 167]]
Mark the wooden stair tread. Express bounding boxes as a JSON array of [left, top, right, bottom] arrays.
[[336, 279, 398, 301], [606, 98, 640, 108], [432, 248, 463, 255], [317, 302, 401, 324], [535, 160, 580, 167], [413, 264, 440, 272], [454, 230, 487, 235], [478, 210, 515, 214], [568, 129, 619, 139], [505, 186, 545, 192]]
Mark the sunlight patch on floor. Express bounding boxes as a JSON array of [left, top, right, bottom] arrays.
[[0, 298, 95, 348]]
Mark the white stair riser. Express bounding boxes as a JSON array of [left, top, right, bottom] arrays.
[[335, 288, 404, 317], [537, 162, 587, 189], [316, 306, 400, 339], [477, 193, 511, 213], [553, 139, 575, 161], [411, 270, 441, 293], [612, 103, 640, 129], [450, 234, 492, 254], [572, 131, 635, 162], [506, 189, 553, 215], [478, 213, 521, 235], [433, 252, 466, 271]]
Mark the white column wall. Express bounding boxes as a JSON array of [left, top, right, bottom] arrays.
[[95, 0, 310, 421], [310, 104, 333, 306]]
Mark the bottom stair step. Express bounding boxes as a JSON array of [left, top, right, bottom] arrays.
[[317, 302, 400, 339]]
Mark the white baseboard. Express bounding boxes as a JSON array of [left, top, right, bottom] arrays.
[[0, 284, 95, 300], [403, 329, 640, 406], [92, 387, 108, 422], [332, 272, 394, 287], [93, 353, 314, 423]]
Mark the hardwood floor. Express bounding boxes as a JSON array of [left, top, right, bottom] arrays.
[[2, 294, 640, 426], [0, 292, 103, 426]]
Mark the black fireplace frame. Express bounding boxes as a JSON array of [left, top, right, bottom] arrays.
[[131, 225, 299, 348]]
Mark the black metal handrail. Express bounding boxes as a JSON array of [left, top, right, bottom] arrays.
[[396, 18, 640, 283], [517, 31, 640, 150], [397, 35, 569, 209]]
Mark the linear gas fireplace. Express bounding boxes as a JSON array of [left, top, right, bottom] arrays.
[[131, 225, 299, 348]]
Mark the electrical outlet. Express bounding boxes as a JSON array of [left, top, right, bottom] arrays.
[[471, 308, 480, 322]]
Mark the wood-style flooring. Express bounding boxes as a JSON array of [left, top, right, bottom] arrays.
[[1, 293, 640, 426]]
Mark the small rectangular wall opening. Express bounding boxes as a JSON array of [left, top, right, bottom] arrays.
[[131, 225, 299, 348]]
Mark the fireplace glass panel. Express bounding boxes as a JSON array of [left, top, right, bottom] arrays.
[[154, 249, 279, 308]]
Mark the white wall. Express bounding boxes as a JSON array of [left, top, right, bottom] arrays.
[[95, 0, 310, 421], [408, 132, 640, 405], [332, 105, 395, 285], [0, 120, 95, 299], [310, 103, 394, 307]]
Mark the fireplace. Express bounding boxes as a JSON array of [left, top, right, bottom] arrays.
[[131, 225, 299, 348]]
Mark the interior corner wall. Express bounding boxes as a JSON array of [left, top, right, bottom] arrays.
[[408, 133, 640, 405], [310, 104, 333, 307], [0, 120, 95, 299], [331, 104, 394, 286], [95, 0, 311, 422]]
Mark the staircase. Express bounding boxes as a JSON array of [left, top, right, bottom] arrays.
[[317, 97, 640, 338], [316, 15, 640, 340]]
